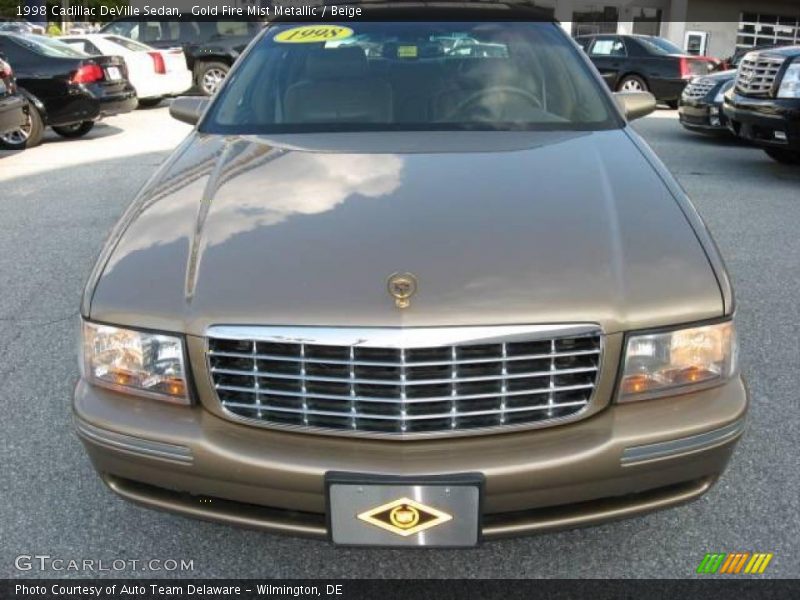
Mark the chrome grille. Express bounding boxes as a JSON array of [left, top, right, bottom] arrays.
[[206, 325, 602, 439], [682, 78, 717, 100], [736, 53, 786, 96]]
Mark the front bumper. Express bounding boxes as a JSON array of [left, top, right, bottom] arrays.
[[73, 375, 747, 540], [724, 93, 800, 150], [679, 99, 730, 132]]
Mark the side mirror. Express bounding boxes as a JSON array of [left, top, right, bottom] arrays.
[[169, 96, 209, 126], [614, 91, 657, 121]]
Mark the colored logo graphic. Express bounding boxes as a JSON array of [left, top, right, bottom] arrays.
[[697, 553, 774, 575]]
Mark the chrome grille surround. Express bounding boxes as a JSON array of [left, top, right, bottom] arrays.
[[682, 78, 717, 100], [205, 325, 603, 440], [735, 53, 787, 96]]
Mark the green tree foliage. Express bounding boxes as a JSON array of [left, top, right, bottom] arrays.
[[0, 0, 21, 19]]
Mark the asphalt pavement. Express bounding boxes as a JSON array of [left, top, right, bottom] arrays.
[[1, 106, 798, 579]]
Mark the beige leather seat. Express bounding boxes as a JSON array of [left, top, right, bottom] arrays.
[[284, 48, 393, 124]]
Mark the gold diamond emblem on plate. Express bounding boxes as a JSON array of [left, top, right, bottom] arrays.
[[357, 497, 453, 537]]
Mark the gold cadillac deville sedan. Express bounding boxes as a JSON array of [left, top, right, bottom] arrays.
[[74, 4, 747, 547]]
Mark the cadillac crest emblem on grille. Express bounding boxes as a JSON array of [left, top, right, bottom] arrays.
[[387, 272, 418, 309]]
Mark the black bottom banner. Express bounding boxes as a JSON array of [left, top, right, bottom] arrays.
[[3, 579, 800, 600]]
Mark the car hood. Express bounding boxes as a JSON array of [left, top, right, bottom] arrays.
[[89, 129, 723, 336], [704, 69, 737, 83]]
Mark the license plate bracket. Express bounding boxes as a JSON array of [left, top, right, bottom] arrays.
[[326, 472, 484, 547]]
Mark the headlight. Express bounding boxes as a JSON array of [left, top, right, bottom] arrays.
[[715, 80, 735, 103], [82, 321, 190, 404], [618, 321, 737, 403], [778, 59, 800, 99]]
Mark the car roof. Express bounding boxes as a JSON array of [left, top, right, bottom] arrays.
[[62, 34, 114, 40], [61, 33, 154, 50]]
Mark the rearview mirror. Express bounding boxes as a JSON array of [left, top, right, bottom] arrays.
[[614, 91, 657, 121], [169, 97, 209, 126]]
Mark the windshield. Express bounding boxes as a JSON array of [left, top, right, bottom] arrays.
[[637, 36, 684, 55], [205, 21, 619, 134], [8, 34, 88, 58]]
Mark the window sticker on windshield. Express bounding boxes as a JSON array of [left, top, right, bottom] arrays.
[[397, 45, 418, 58], [274, 25, 354, 44]]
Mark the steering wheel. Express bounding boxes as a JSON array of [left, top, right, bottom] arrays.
[[443, 86, 543, 122]]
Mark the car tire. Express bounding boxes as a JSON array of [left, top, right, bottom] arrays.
[[52, 121, 95, 139], [137, 97, 163, 108], [0, 103, 44, 150], [617, 75, 649, 93], [666, 100, 679, 110], [764, 148, 800, 165], [196, 61, 229, 96]]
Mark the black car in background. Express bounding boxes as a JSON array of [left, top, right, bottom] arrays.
[[724, 46, 800, 164], [0, 33, 136, 149], [99, 19, 261, 95], [678, 70, 737, 133], [0, 54, 27, 138], [577, 34, 719, 108], [678, 46, 776, 135]]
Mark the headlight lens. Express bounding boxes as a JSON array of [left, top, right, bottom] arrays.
[[618, 321, 737, 403], [778, 60, 800, 99], [715, 79, 735, 102], [82, 321, 190, 404]]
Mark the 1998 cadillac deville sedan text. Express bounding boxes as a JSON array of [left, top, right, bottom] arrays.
[[74, 2, 747, 547]]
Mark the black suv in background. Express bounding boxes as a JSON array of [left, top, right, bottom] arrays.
[[99, 19, 262, 95], [724, 46, 800, 164]]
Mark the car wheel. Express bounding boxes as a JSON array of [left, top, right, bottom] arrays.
[[197, 61, 229, 96], [764, 148, 800, 165], [0, 103, 44, 150], [137, 97, 163, 108], [617, 75, 649, 93], [666, 100, 679, 110], [52, 121, 95, 139]]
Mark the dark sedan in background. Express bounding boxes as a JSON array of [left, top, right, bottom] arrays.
[[0, 55, 27, 137], [0, 33, 137, 149], [577, 34, 719, 108]]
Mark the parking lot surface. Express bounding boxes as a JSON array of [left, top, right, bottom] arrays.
[[1, 107, 798, 579]]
